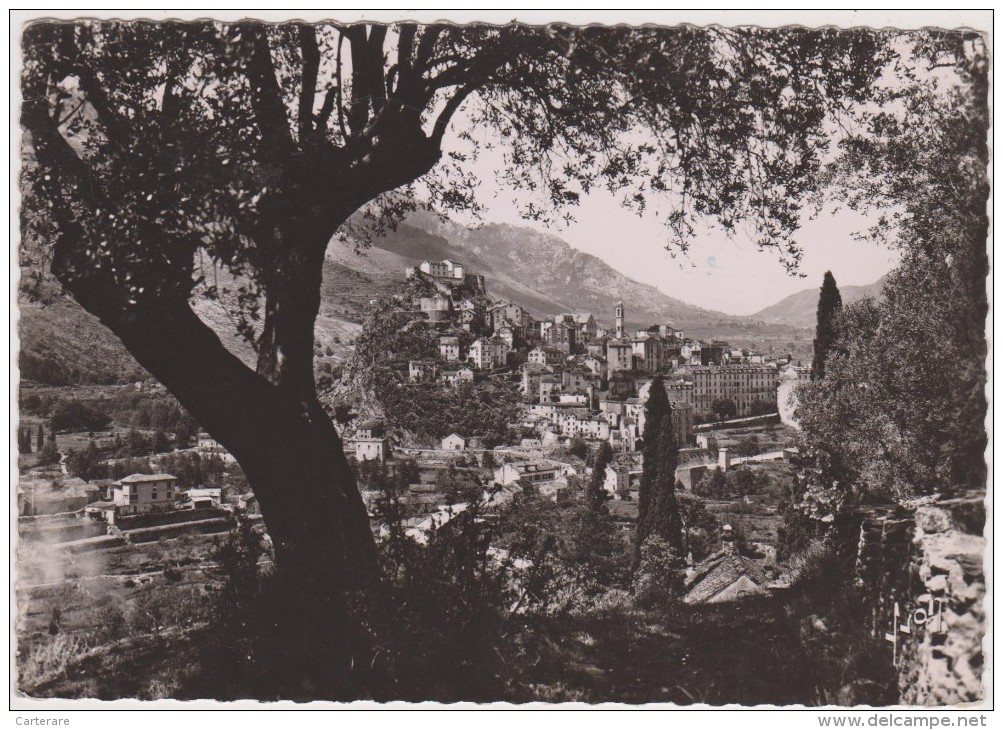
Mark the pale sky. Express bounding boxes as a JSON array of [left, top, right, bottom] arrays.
[[477, 191, 901, 316], [441, 97, 902, 317]]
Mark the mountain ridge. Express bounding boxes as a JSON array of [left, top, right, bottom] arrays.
[[19, 213, 815, 386], [370, 212, 731, 329], [746, 275, 887, 327]]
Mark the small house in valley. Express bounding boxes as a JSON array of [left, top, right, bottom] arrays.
[[441, 433, 466, 452]]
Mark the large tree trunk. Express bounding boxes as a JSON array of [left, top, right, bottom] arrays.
[[66, 284, 375, 692], [121, 303, 375, 580]]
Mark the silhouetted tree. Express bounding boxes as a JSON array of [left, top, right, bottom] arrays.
[[586, 441, 614, 512], [570, 441, 622, 584], [67, 441, 103, 481], [152, 428, 171, 454], [637, 374, 669, 533], [811, 271, 843, 380], [640, 416, 683, 550]]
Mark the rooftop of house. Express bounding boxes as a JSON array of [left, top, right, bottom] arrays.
[[683, 550, 769, 604], [26, 476, 90, 490], [505, 460, 558, 474], [685, 363, 780, 372], [186, 488, 222, 499], [118, 473, 178, 484]]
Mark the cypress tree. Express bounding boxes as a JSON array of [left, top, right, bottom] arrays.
[[812, 271, 843, 380], [644, 416, 684, 551], [587, 441, 615, 512], [637, 375, 670, 530], [36, 425, 44, 451], [570, 440, 619, 578]]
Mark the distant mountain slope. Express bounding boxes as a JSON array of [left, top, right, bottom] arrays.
[[19, 212, 815, 386], [749, 276, 887, 327], [18, 299, 148, 385], [370, 212, 730, 329]]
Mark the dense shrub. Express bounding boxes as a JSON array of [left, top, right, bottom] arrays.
[[50, 400, 112, 433]]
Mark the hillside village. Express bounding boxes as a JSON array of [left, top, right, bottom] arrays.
[[17, 255, 806, 620], [325, 258, 809, 598], [15, 250, 982, 707]]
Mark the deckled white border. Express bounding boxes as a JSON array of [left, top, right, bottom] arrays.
[[8, 8, 993, 717]]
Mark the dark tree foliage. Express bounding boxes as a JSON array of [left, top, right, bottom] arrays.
[[152, 428, 171, 454], [19, 428, 33, 454], [568, 436, 588, 461], [66, 441, 102, 480], [568, 443, 626, 584], [159, 451, 227, 489], [586, 441, 614, 513], [749, 399, 777, 417], [641, 416, 684, 551], [811, 271, 843, 380], [793, 32, 988, 514], [677, 492, 721, 562], [710, 397, 737, 421], [734, 434, 762, 458], [36, 440, 60, 466], [36, 424, 45, 450], [19, 18, 896, 689], [50, 399, 112, 433], [637, 374, 669, 532]]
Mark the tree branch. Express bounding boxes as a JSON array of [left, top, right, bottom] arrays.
[[414, 25, 443, 71], [346, 25, 370, 138], [432, 82, 479, 144], [62, 25, 136, 148], [299, 24, 320, 142], [394, 23, 417, 99], [237, 23, 294, 154], [22, 97, 102, 208]]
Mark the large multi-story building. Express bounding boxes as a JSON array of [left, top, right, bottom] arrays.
[[439, 335, 460, 362], [528, 346, 565, 366], [607, 339, 634, 373], [418, 259, 465, 281], [687, 364, 779, 417], [572, 313, 598, 344], [632, 335, 665, 373], [638, 377, 694, 407], [490, 301, 529, 332], [112, 473, 179, 515], [546, 321, 577, 354], [469, 337, 508, 370]]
